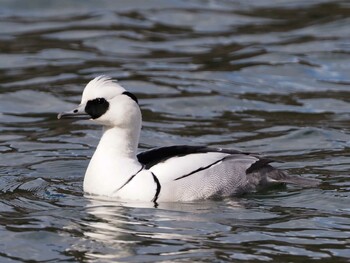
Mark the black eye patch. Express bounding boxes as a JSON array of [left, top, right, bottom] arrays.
[[85, 98, 109, 119]]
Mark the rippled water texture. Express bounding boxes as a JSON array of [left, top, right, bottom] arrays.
[[0, 0, 349, 262]]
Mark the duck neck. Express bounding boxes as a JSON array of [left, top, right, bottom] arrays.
[[96, 125, 140, 160], [84, 124, 142, 195]]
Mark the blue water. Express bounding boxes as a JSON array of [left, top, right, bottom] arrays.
[[0, 1, 349, 262]]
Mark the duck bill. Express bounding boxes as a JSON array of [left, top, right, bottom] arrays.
[[57, 104, 90, 120]]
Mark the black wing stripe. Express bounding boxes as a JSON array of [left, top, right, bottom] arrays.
[[174, 157, 226, 181], [151, 172, 161, 203], [114, 165, 144, 193], [137, 145, 247, 169]]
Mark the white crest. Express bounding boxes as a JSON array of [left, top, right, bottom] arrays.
[[81, 75, 126, 103]]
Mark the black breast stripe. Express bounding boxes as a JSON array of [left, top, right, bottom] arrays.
[[114, 165, 144, 193], [174, 157, 226, 181], [151, 172, 161, 203]]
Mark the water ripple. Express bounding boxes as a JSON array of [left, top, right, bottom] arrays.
[[0, 0, 349, 262]]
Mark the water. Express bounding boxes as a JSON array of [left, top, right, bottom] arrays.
[[0, 0, 349, 262]]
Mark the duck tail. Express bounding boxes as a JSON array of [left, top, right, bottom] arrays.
[[266, 167, 321, 187]]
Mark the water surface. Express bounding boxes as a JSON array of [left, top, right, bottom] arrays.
[[0, 0, 349, 262]]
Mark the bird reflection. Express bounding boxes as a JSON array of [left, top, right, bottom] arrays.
[[76, 196, 244, 261]]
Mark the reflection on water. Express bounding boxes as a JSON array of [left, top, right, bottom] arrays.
[[0, 0, 349, 262]]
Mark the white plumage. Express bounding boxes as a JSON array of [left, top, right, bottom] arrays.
[[58, 76, 320, 203]]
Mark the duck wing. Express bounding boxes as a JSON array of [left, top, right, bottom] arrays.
[[137, 145, 320, 188], [137, 146, 269, 181], [137, 145, 255, 169]]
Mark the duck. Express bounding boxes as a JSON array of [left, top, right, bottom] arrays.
[[58, 76, 320, 203]]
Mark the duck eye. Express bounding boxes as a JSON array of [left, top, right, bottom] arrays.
[[96, 98, 105, 104]]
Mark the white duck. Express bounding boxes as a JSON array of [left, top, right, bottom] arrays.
[[58, 76, 319, 203]]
